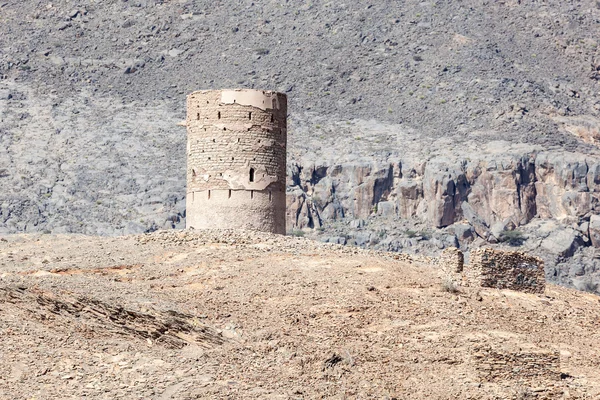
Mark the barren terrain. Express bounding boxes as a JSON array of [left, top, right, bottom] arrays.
[[1, 230, 599, 399]]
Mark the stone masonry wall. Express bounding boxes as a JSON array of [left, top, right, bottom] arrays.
[[472, 346, 561, 384], [186, 89, 287, 193], [186, 189, 286, 233], [439, 247, 464, 276], [467, 248, 545, 293], [185, 89, 287, 234]]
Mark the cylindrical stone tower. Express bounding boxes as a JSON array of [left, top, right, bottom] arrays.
[[185, 89, 287, 234]]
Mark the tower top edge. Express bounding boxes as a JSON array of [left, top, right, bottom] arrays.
[[188, 89, 287, 111], [188, 89, 286, 98]]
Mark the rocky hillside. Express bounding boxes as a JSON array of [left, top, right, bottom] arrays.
[[287, 119, 600, 290], [1, 0, 600, 288], [1, 230, 599, 399]]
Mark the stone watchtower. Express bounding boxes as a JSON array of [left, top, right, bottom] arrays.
[[184, 89, 287, 234]]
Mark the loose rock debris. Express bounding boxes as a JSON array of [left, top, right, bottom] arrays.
[[0, 285, 225, 349]]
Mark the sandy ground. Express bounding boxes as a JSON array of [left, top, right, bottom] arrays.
[[1, 230, 599, 399]]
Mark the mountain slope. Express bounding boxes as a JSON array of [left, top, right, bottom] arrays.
[[2, 0, 600, 289]]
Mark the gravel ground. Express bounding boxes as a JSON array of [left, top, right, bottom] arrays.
[[1, 230, 599, 399]]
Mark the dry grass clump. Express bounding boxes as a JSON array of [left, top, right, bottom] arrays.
[[441, 277, 460, 293]]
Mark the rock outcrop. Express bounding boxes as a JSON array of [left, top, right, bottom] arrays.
[[287, 147, 600, 247]]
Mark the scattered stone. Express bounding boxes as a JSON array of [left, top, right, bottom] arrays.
[[168, 49, 184, 58], [48, 56, 65, 66]]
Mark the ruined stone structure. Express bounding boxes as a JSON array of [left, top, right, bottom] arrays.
[[439, 247, 464, 279], [472, 345, 561, 385], [184, 89, 287, 234], [438, 248, 546, 293], [467, 248, 545, 293]]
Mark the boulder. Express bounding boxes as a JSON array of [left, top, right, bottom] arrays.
[[490, 222, 506, 241], [490, 219, 517, 242], [376, 201, 396, 216], [450, 223, 475, 244], [541, 228, 582, 258], [589, 215, 600, 248], [349, 219, 365, 229], [325, 236, 346, 245], [461, 202, 489, 239]]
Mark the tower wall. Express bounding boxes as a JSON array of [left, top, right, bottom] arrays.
[[185, 89, 287, 234]]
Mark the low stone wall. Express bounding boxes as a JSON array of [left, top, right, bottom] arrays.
[[472, 346, 561, 383], [467, 248, 545, 293], [437, 247, 546, 293], [439, 247, 464, 274]]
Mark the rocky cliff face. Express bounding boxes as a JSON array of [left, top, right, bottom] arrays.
[[286, 119, 600, 290], [288, 148, 600, 239]]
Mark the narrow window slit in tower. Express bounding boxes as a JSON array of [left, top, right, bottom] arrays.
[[192, 169, 196, 177], [251, 190, 254, 199], [249, 112, 252, 120], [270, 114, 274, 122], [269, 191, 272, 201], [223, 127, 226, 131], [237, 138, 240, 143], [249, 168, 255, 182], [197, 113, 200, 120], [218, 111, 221, 119], [232, 157, 234, 161], [208, 190, 211, 200], [228, 189, 232, 199]]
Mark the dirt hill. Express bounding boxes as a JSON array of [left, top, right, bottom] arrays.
[[1, 230, 599, 399]]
